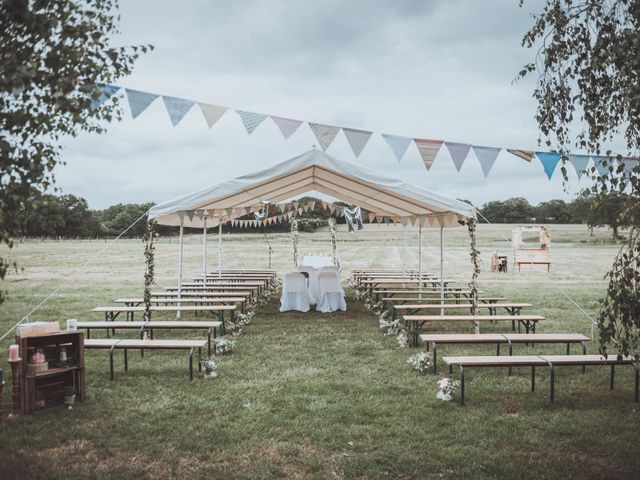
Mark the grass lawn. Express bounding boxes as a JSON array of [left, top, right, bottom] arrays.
[[0, 224, 639, 479]]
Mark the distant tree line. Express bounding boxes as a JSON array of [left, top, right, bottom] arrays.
[[17, 191, 635, 240]]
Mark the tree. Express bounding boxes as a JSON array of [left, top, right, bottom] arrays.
[[535, 199, 571, 223], [0, 0, 151, 301], [479, 197, 534, 223], [520, 0, 640, 357], [586, 192, 631, 240]]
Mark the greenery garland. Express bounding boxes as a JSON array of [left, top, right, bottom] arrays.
[[143, 220, 158, 322], [328, 217, 340, 268], [290, 217, 299, 267], [466, 218, 481, 333]]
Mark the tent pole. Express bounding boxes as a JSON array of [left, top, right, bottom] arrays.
[[203, 216, 207, 290], [418, 223, 422, 301], [177, 217, 184, 319], [402, 224, 407, 272], [218, 223, 222, 278], [440, 224, 444, 315]]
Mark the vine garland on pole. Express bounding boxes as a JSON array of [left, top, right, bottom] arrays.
[[328, 217, 340, 268], [290, 217, 299, 267], [466, 218, 481, 333], [143, 220, 158, 322]]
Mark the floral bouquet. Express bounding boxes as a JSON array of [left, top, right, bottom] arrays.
[[201, 358, 218, 378], [436, 377, 460, 401], [215, 337, 236, 355], [407, 351, 433, 373], [371, 301, 384, 315], [396, 330, 408, 347]]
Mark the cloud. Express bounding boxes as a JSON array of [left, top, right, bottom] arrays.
[[57, 0, 622, 209]]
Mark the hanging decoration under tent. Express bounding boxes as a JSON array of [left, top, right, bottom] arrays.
[[92, 84, 639, 181], [343, 206, 363, 232]]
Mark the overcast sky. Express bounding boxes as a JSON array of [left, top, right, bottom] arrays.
[[58, 0, 611, 209]]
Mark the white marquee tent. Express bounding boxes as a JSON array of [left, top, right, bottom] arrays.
[[147, 148, 477, 313]]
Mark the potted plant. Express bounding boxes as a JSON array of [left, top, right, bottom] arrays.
[[63, 385, 77, 405]]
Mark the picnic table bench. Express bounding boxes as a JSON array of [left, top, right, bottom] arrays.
[[166, 284, 262, 296], [420, 333, 589, 373], [374, 289, 486, 303], [115, 297, 246, 315], [442, 354, 639, 405], [93, 305, 236, 335], [402, 314, 545, 346], [151, 290, 252, 298], [78, 320, 221, 355], [380, 295, 501, 311], [85, 338, 207, 380]]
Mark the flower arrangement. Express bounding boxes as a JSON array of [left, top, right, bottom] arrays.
[[379, 318, 401, 336], [407, 352, 433, 373], [436, 377, 461, 401], [215, 337, 236, 355], [142, 220, 158, 322], [371, 301, 384, 315], [328, 217, 340, 268], [396, 330, 408, 347], [227, 318, 243, 335], [201, 358, 218, 378], [378, 309, 391, 322]]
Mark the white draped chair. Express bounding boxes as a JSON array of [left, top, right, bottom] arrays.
[[280, 272, 312, 312], [316, 271, 347, 313], [295, 265, 321, 304], [320, 266, 344, 295]]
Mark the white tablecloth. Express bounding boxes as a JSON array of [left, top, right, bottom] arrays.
[[302, 255, 334, 268]]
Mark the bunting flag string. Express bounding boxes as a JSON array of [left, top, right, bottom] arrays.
[[102, 84, 636, 181]]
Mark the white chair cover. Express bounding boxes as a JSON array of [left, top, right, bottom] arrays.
[[295, 265, 321, 304], [320, 267, 344, 295], [280, 272, 311, 312], [302, 255, 334, 268], [316, 271, 347, 313]]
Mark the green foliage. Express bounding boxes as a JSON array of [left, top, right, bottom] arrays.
[[521, 0, 640, 356], [479, 197, 535, 223], [0, 0, 151, 303], [142, 221, 158, 322], [96, 202, 157, 237]]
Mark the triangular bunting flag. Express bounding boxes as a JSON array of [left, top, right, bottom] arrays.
[[162, 96, 195, 126], [199, 103, 227, 129], [328, 204, 336, 214], [445, 141, 472, 172], [623, 158, 639, 176], [507, 149, 535, 162], [536, 151, 561, 179], [309, 123, 340, 151], [271, 116, 303, 139], [225, 208, 233, 218], [90, 84, 120, 110], [236, 110, 268, 134], [593, 156, 612, 176], [186, 210, 195, 221], [343, 128, 373, 157], [309, 201, 316, 210], [293, 201, 299, 210], [382, 133, 412, 162], [472, 146, 501, 177], [368, 213, 375, 222], [196, 210, 205, 221], [414, 138, 443, 171], [126, 89, 159, 119], [568, 154, 591, 179]]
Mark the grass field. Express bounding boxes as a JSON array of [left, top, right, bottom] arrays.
[[1, 224, 639, 479]]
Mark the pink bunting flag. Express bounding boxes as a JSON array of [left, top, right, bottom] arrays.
[[271, 116, 303, 139], [507, 149, 535, 162], [414, 138, 444, 171]]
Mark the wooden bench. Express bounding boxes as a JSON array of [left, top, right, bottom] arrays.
[[402, 314, 545, 346], [420, 333, 589, 373], [93, 305, 236, 335], [78, 320, 221, 356], [515, 260, 551, 272], [442, 354, 639, 405], [393, 303, 532, 320], [380, 296, 503, 311], [375, 289, 487, 303], [115, 297, 247, 316], [85, 339, 207, 380], [151, 290, 252, 298]]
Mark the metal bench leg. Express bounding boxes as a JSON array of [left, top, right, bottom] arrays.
[[508, 340, 513, 376], [432, 342, 437, 374], [566, 343, 570, 355], [189, 348, 194, 380], [531, 366, 536, 392], [610, 365, 615, 390], [460, 366, 465, 406], [581, 343, 587, 373], [87, 328, 91, 339], [633, 363, 639, 402], [207, 328, 212, 356], [547, 361, 555, 402], [124, 348, 128, 372], [109, 345, 116, 380], [198, 348, 202, 372], [496, 343, 501, 356]]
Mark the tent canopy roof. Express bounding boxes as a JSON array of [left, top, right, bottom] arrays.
[[148, 149, 476, 228]]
